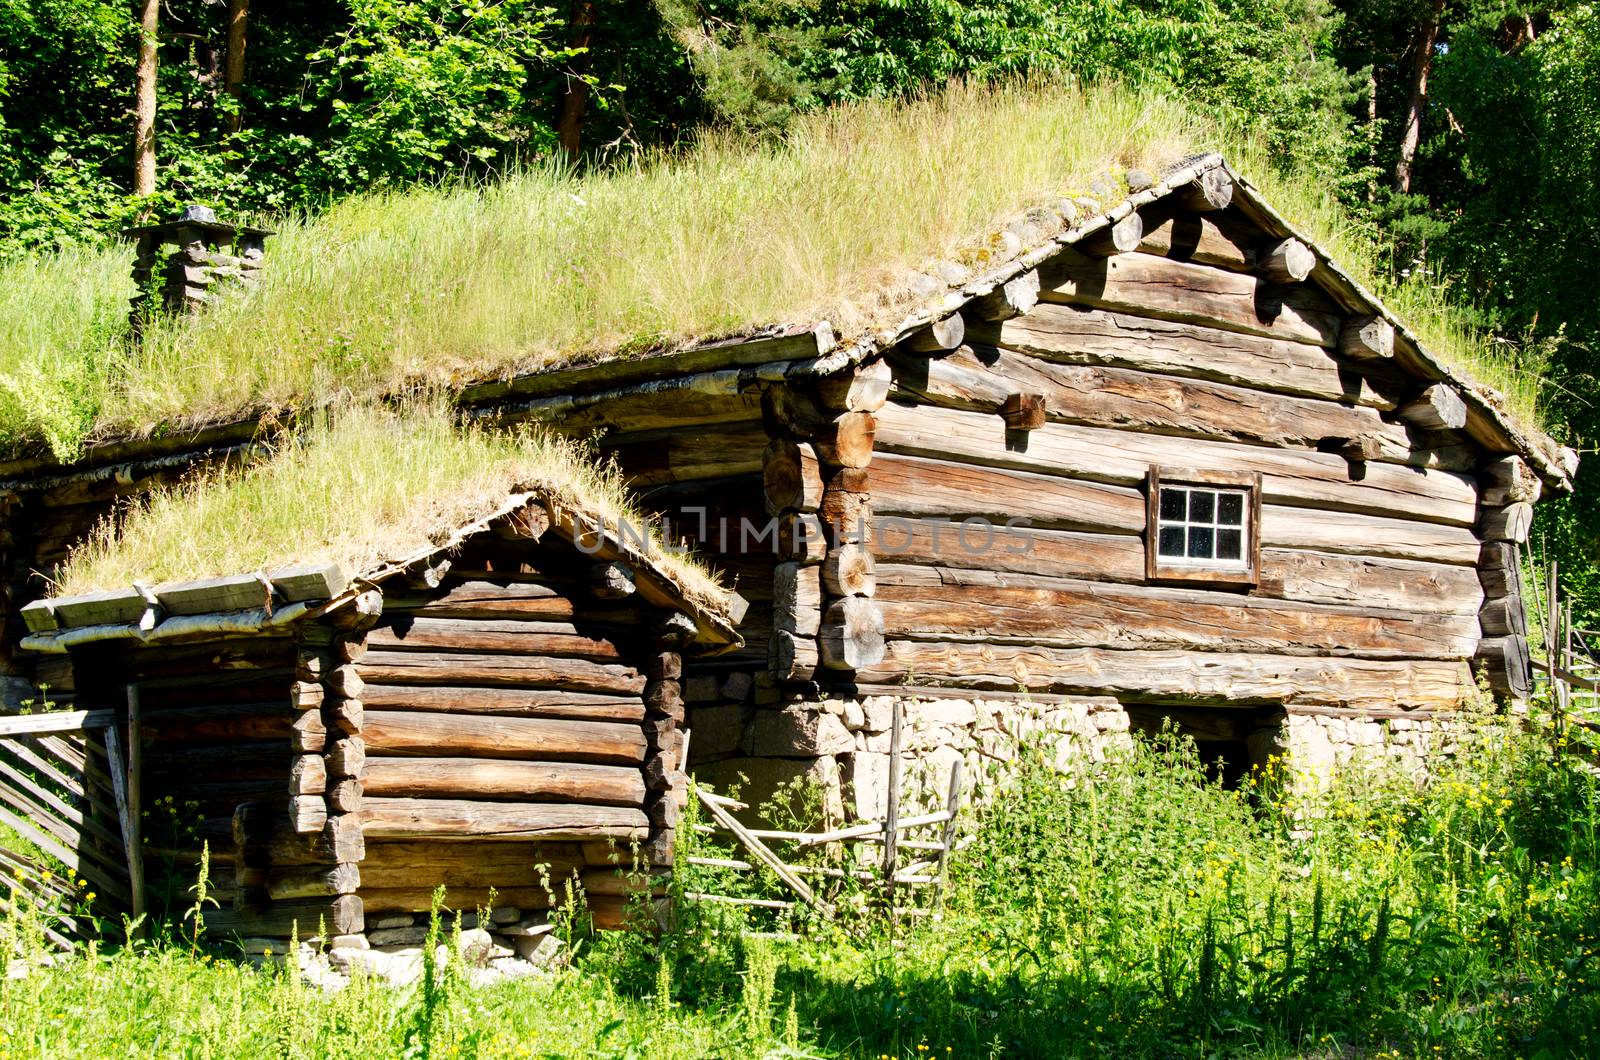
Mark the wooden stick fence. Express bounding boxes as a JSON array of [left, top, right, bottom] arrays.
[[0, 705, 141, 949], [686, 704, 967, 921]]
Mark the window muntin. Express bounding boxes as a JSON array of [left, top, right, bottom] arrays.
[[1155, 485, 1249, 568]]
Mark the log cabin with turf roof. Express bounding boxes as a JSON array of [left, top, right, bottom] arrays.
[[17, 471, 744, 946], [0, 147, 1579, 900]]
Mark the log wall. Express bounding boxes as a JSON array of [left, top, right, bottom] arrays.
[[343, 532, 680, 932]]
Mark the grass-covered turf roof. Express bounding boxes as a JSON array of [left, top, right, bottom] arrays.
[[0, 81, 1551, 465], [54, 402, 732, 611]]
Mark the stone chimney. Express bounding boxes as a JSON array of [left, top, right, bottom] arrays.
[[125, 205, 272, 328]]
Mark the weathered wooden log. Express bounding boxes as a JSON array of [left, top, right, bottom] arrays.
[[1399, 384, 1468, 431], [1339, 316, 1395, 361], [1038, 250, 1341, 346], [404, 559, 453, 590], [327, 736, 366, 779], [873, 577, 1479, 658], [494, 501, 551, 541], [360, 886, 557, 915], [813, 412, 877, 469], [770, 630, 820, 678], [289, 754, 328, 795], [269, 814, 365, 865], [1477, 540, 1522, 598], [776, 513, 828, 564], [1481, 456, 1541, 506], [357, 651, 646, 695], [1479, 503, 1533, 544], [207, 895, 363, 938], [859, 642, 1473, 712], [762, 439, 824, 514], [357, 684, 645, 722], [289, 708, 328, 753], [1264, 505, 1480, 565], [328, 779, 364, 814], [1259, 238, 1315, 283], [986, 303, 1404, 409], [762, 384, 828, 439], [292, 681, 325, 709], [998, 393, 1047, 431], [268, 863, 360, 901], [1077, 213, 1144, 257], [289, 795, 328, 834], [902, 316, 966, 354], [359, 840, 586, 888], [337, 637, 368, 665], [1178, 168, 1233, 212], [601, 424, 767, 486], [385, 580, 574, 621], [330, 589, 383, 631], [1339, 434, 1385, 463], [872, 402, 1478, 526], [366, 619, 624, 661], [635, 660, 677, 691], [361, 757, 645, 805], [1478, 596, 1527, 638], [1136, 209, 1256, 271], [968, 270, 1041, 322], [588, 562, 636, 600], [1476, 635, 1531, 697], [360, 798, 650, 841], [140, 701, 295, 745], [325, 697, 363, 735], [643, 681, 684, 723], [870, 451, 1145, 534], [325, 664, 364, 701], [816, 359, 893, 413], [821, 544, 876, 597], [363, 710, 646, 765], [818, 488, 873, 547], [773, 562, 822, 636], [818, 597, 886, 670]]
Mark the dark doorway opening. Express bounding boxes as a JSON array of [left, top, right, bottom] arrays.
[[1124, 705, 1285, 788]]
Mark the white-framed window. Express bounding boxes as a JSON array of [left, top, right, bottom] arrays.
[[1146, 467, 1261, 587]]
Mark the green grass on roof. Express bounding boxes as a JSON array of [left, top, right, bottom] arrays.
[[54, 401, 730, 611], [0, 80, 1548, 463]]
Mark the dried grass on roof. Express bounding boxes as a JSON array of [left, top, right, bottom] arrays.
[[54, 401, 731, 613]]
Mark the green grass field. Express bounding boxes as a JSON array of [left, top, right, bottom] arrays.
[[2, 712, 1596, 1058]]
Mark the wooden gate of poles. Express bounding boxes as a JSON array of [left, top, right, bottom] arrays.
[[1529, 562, 1600, 749], [0, 701, 143, 949], [685, 701, 968, 923]]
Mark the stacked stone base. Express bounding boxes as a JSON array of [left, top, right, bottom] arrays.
[[689, 690, 1479, 821]]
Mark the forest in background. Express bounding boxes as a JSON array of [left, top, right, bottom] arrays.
[[1, 0, 1596, 613]]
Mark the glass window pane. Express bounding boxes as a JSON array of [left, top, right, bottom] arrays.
[[1188, 490, 1215, 522], [1187, 526, 1214, 558], [1158, 526, 1186, 557], [1159, 488, 1186, 521], [1218, 493, 1244, 525], [1217, 528, 1242, 560]]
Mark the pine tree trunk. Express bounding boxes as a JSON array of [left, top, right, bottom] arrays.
[[223, 0, 249, 135], [556, 0, 598, 164], [134, 0, 159, 196], [1394, 0, 1446, 194]]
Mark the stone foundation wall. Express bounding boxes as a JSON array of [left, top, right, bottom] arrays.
[[688, 686, 1478, 823]]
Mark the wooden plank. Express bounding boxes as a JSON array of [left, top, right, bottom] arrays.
[[154, 573, 270, 616], [365, 619, 624, 660], [869, 528, 1484, 613], [103, 720, 144, 921], [869, 452, 1145, 534], [981, 303, 1406, 408], [360, 798, 649, 840], [359, 839, 585, 888], [0, 758, 123, 849], [363, 710, 647, 765], [891, 346, 1471, 471], [358, 684, 644, 721], [1037, 249, 1342, 346], [360, 886, 559, 914], [362, 758, 646, 805], [873, 576, 1479, 658], [140, 701, 297, 745], [357, 652, 646, 695], [857, 642, 1473, 712], [0, 804, 129, 904], [874, 402, 1478, 526], [0, 710, 115, 737], [695, 789, 834, 919]]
